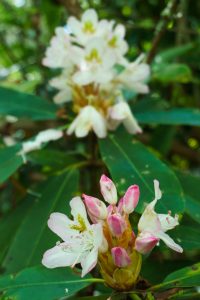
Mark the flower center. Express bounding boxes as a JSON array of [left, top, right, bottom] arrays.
[[70, 214, 87, 232], [83, 21, 95, 33], [85, 49, 102, 64]]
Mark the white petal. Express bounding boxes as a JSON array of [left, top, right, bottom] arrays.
[[81, 248, 98, 277], [36, 129, 63, 143], [70, 197, 90, 228], [154, 179, 162, 201], [158, 214, 179, 232], [138, 203, 161, 233], [123, 112, 142, 134], [48, 212, 75, 241], [157, 231, 183, 253], [91, 109, 107, 138], [42, 243, 79, 268], [82, 9, 98, 25]]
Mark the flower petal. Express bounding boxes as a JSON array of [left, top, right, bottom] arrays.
[[42, 243, 79, 268], [157, 231, 183, 253], [48, 212, 74, 241], [81, 248, 98, 277]]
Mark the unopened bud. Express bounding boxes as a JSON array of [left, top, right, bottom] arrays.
[[100, 174, 117, 205], [111, 247, 131, 267], [82, 194, 107, 223], [123, 185, 140, 214], [107, 214, 126, 236]]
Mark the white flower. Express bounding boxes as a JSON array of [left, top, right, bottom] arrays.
[[43, 27, 75, 69], [49, 69, 73, 104], [135, 180, 183, 254], [67, 105, 107, 138], [68, 9, 109, 45], [42, 197, 104, 277], [108, 101, 142, 134], [106, 23, 128, 62], [117, 55, 150, 94], [19, 129, 63, 161], [73, 38, 116, 86]]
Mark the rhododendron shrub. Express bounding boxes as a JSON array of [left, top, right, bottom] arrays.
[[0, 3, 199, 300]]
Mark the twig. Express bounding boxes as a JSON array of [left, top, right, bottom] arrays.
[[146, 0, 179, 64]]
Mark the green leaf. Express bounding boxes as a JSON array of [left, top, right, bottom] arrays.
[[0, 265, 98, 300], [99, 129, 184, 214], [154, 43, 195, 62], [0, 87, 57, 120], [153, 63, 192, 83], [135, 108, 200, 126], [28, 149, 82, 171], [150, 263, 200, 291], [1, 170, 79, 274], [0, 197, 33, 264], [170, 225, 200, 251], [0, 144, 23, 184], [175, 171, 200, 224]]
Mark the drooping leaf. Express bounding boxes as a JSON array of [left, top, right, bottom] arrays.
[[135, 108, 200, 126], [0, 87, 57, 120], [0, 265, 99, 300], [150, 263, 200, 291], [99, 129, 184, 214], [1, 170, 79, 274], [0, 144, 23, 184]]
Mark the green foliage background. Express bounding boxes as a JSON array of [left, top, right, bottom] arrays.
[[0, 0, 200, 299]]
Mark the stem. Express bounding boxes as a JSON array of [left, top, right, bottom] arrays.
[[146, 0, 179, 64]]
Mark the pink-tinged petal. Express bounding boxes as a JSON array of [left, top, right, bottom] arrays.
[[123, 185, 140, 214], [48, 212, 74, 241], [117, 198, 124, 214], [42, 243, 79, 268], [107, 214, 126, 236], [82, 194, 107, 222], [157, 231, 183, 253], [100, 174, 117, 204], [135, 232, 159, 254], [111, 247, 131, 267], [81, 248, 98, 277], [158, 213, 179, 232]]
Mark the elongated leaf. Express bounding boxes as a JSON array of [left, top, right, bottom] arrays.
[[135, 108, 200, 126], [0, 197, 33, 264], [153, 63, 192, 83], [170, 225, 200, 251], [0, 87, 57, 120], [151, 263, 200, 291], [175, 171, 200, 224], [154, 43, 195, 62], [0, 266, 97, 300], [99, 129, 184, 214], [0, 144, 23, 184], [1, 170, 79, 274]]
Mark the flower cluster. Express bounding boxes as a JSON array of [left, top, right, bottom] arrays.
[[43, 9, 150, 138], [42, 175, 182, 291]]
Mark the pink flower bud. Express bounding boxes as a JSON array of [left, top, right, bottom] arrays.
[[107, 214, 126, 236], [135, 232, 159, 254], [123, 185, 139, 214], [100, 174, 117, 205], [111, 247, 131, 267], [82, 194, 107, 223]]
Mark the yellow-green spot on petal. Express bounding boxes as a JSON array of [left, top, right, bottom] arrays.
[[85, 49, 102, 64], [108, 36, 117, 48], [83, 21, 95, 33], [70, 214, 87, 232]]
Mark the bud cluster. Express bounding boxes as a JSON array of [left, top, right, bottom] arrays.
[[42, 175, 182, 291]]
